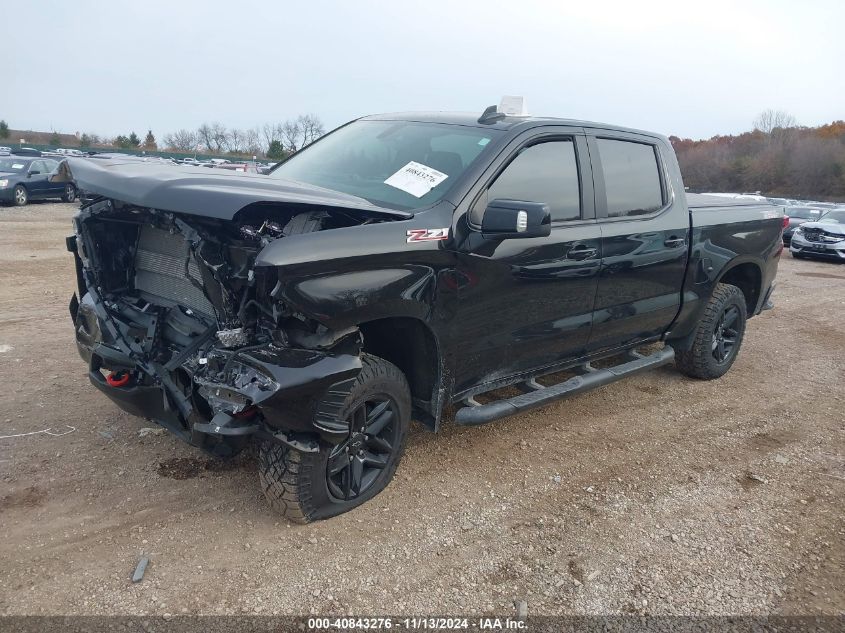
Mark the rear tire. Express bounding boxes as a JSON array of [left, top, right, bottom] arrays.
[[674, 283, 747, 380], [13, 185, 28, 206], [791, 252, 805, 259], [62, 184, 77, 203], [258, 354, 410, 523]]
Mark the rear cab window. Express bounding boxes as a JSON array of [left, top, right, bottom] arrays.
[[595, 138, 664, 218]]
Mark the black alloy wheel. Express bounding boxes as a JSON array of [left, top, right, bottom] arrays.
[[712, 304, 740, 364], [326, 396, 399, 501]]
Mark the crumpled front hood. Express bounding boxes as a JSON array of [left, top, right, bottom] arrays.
[[62, 157, 412, 220], [800, 220, 845, 235]]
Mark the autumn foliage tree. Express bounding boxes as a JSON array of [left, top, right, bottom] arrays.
[[672, 113, 845, 201]]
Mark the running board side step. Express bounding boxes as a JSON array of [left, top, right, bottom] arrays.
[[454, 347, 675, 426]]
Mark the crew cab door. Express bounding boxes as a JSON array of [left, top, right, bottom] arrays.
[[451, 128, 601, 395], [586, 134, 689, 352]]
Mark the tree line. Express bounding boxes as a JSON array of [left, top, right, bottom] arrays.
[[82, 114, 324, 159], [0, 115, 325, 160], [671, 110, 845, 201], [163, 115, 325, 159]]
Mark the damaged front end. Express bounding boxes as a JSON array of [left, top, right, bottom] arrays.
[[68, 198, 375, 457]]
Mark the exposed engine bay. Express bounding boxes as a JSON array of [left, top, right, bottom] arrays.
[[70, 198, 389, 456]]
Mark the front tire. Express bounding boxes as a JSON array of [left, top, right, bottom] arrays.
[[62, 184, 77, 203], [258, 354, 411, 523], [674, 283, 747, 380], [13, 185, 28, 206]]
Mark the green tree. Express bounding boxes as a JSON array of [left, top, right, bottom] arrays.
[[267, 139, 287, 160], [0, 120, 8, 139], [143, 130, 157, 150], [49, 131, 61, 146], [113, 135, 130, 149], [128, 132, 141, 147], [80, 133, 91, 147]]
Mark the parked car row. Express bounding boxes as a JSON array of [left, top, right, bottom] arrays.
[[0, 146, 276, 171]]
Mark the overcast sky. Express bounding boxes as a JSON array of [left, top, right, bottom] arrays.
[[4, 0, 843, 141]]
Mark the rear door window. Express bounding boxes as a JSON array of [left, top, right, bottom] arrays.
[[596, 138, 664, 217]]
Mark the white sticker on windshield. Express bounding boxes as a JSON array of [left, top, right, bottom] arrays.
[[12, 164, 24, 169], [384, 161, 448, 198]]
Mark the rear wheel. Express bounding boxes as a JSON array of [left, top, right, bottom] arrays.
[[258, 354, 410, 522], [13, 185, 28, 206], [62, 184, 77, 203], [674, 283, 747, 380], [791, 251, 805, 259]]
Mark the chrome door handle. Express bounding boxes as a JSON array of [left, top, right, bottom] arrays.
[[567, 245, 597, 260]]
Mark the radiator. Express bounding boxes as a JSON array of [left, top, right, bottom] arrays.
[[134, 225, 216, 317]]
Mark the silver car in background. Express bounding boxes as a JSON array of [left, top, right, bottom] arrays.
[[790, 209, 845, 261]]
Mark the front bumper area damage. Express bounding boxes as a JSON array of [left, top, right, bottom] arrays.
[[68, 198, 372, 457]]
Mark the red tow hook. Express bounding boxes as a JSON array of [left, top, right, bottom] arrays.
[[106, 371, 131, 388]]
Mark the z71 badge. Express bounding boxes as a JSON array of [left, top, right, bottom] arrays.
[[406, 228, 449, 243]]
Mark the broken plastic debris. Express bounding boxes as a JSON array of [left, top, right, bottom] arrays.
[[0, 425, 76, 440], [132, 557, 149, 583]]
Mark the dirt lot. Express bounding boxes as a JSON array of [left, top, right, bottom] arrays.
[[0, 202, 842, 617]]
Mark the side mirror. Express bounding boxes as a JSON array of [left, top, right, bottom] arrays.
[[481, 199, 551, 239]]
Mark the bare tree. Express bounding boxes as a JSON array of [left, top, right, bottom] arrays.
[[226, 128, 244, 153], [163, 129, 199, 152], [278, 114, 326, 153], [197, 123, 214, 152], [298, 114, 325, 147], [753, 109, 797, 134], [244, 127, 263, 155], [209, 122, 228, 153], [280, 120, 302, 152], [261, 123, 281, 150]]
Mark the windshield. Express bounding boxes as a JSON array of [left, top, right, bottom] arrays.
[[0, 158, 29, 173], [819, 210, 845, 224], [787, 207, 823, 220], [269, 120, 502, 210]]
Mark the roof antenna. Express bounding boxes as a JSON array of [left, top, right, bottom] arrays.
[[478, 105, 506, 125]]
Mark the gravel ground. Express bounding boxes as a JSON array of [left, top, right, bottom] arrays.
[[0, 202, 842, 617]]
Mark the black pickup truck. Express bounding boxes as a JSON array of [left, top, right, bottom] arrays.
[[64, 108, 783, 522]]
